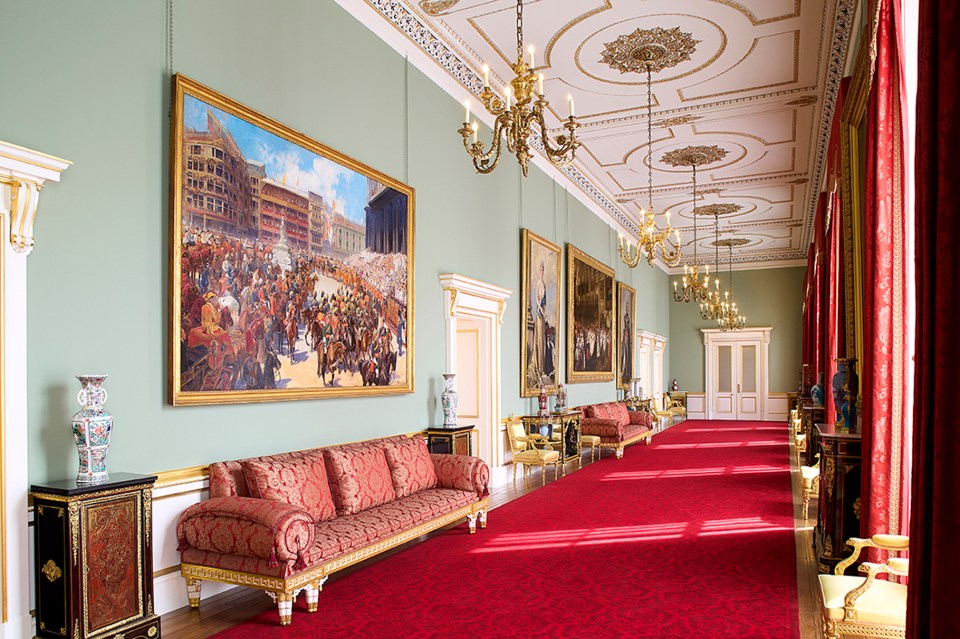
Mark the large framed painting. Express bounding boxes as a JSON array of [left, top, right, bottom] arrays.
[[566, 244, 615, 384], [616, 281, 636, 391], [169, 75, 415, 405], [520, 229, 561, 397]]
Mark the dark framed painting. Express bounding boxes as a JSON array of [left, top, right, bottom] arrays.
[[566, 244, 616, 384], [169, 74, 415, 405], [520, 229, 561, 397], [616, 281, 636, 391]]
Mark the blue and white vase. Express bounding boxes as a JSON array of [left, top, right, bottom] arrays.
[[72, 375, 113, 483], [441, 373, 458, 426], [810, 372, 825, 407]]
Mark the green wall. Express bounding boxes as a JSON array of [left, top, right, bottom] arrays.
[[0, 0, 670, 483], [668, 267, 805, 393]]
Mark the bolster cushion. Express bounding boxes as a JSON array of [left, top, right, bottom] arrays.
[[430, 454, 489, 498], [177, 496, 314, 564], [324, 443, 397, 516], [241, 452, 336, 522], [382, 437, 438, 498], [628, 410, 653, 427]]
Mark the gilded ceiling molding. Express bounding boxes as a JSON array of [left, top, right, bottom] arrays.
[[696, 203, 742, 216], [661, 145, 729, 168], [801, 0, 856, 253], [653, 115, 701, 128], [418, 0, 459, 16], [599, 27, 700, 74], [713, 238, 751, 247], [786, 95, 818, 106]]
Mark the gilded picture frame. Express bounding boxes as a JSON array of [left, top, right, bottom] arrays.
[[169, 74, 415, 405], [616, 281, 636, 391], [566, 244, 616, 384], [520, 229, 562, 397]]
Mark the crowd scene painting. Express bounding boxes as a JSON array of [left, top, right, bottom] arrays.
[[567, 245, 616, 383], [171, 77, 413, 404]]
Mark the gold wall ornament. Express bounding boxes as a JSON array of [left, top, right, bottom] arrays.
[[786, 95, 818, 106], [696, 203, 742, 217], [459, 0, 579, 176], [41, 559, 62, 582], [600, 27, 700, 75]]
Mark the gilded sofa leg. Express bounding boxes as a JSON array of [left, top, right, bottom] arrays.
[[512, 462, 518, 482], [615, 447, 624, 460], [467, 512, 478, 534], [478, 509, 488, 529], [822, 617, 839, 639], [276, 592, 294, 626], [185, 577, 202, 608], [304, 583, 320, 613]]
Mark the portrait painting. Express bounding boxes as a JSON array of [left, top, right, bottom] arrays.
[[520, 229, 561, 397], [170, 75, 414, 405], [617, 281, 636, 390], [566, 244, 616, 383]]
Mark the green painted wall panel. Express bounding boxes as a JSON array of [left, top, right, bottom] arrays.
[[1, 1, 670, 482], [668, 267, 806, 393]]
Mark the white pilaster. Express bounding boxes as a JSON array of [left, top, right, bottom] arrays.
[[0, 140, 70, 639]]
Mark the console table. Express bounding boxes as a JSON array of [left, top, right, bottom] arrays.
[[425, 425, 475, 456], [521, 411, 582, 470], [814, 424, 862, 575], [31, 473, 160, 639], [800, 401, 825, 466]]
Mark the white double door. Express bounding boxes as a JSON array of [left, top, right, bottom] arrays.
[[703, 328, 771, 420]]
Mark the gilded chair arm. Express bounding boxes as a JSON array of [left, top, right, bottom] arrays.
[[834, 534, 910, 574], [842, 561, 887, 611], [886, 557, 909, 576], [871, 533, 909, 550]]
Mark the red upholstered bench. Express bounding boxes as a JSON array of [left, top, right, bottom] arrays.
[[576, 401, 654, 459], [177, 434, 489, 626]]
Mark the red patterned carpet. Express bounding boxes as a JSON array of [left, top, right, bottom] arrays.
[[213, 419, 799, 639]]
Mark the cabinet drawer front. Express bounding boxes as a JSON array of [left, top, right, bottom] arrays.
[[35, 502, 68, 638], [83, 494, 143, 633]]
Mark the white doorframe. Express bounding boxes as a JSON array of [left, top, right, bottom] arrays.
[[439, 274, 511, 468], [0, 141, 70, 638], [702, 327, 772, 421]]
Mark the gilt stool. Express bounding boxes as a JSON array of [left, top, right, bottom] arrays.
[[581, 434, 601, 462]]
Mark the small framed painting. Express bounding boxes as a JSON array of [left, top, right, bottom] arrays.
[[616, 281, 636, 391], [520, 229, 562, 397], [566, 244, 616, 384]]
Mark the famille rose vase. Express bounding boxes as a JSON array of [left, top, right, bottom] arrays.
[[72, 375, 113, 483], [441, 373, 458, 426]]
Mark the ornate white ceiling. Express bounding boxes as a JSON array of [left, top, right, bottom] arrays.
[[340, 0, 855, 270]]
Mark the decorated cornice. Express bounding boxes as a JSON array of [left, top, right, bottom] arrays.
[[0, 140, 71, 254]]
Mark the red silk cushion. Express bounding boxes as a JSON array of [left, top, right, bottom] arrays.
[[382, 437, 438, 498], [241, 453, 336, 523], [324, 444, 398, 516], [612, 402, 630, 423]]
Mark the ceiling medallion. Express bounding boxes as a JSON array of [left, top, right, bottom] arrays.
[[713, 238, 751, 248], [661, 145, 728, 168], [696, 203, 742, 217], [653, 115, 701, 128], [786, 96, 818, 106], [600, 27, 700, 75], [419, 0, 460, 16]]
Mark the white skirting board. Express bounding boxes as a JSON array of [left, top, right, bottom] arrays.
[[685, 392, 791, 421]]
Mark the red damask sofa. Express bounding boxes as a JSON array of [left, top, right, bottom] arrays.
[[577, 401, 654, 459], [177, 434, 489, 626]]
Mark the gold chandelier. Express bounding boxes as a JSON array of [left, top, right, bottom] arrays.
[[459, 0, 579, 176], [699, 208, 724, 319], [664, 146, 727, 303], [617, 45, 681, 268], [717, 241, 747, 331]]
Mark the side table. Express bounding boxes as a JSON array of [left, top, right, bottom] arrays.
[[520, 411, 582, 471], [425, 425, 475, 456], [31, 473, 160, 639]]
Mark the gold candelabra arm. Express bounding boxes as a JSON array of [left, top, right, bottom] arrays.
[[479, 85, 507, 116], [618, 241, 643, 268], [460, 117, 506, 175]]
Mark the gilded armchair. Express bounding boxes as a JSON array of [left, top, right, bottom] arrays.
[[506, 422, 560, 485], [818, 534, 909, 639]]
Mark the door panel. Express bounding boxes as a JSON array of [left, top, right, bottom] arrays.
[[713, 345, 736, 419], [706, 334, 765, 421], [737, 343, 761, 419]]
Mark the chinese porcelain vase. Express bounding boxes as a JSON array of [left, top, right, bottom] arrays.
[[810, 372, 825, 407], [441, 373, 458, 426], [72, 374, 113, 483]]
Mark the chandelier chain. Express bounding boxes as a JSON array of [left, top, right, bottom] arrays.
[[647, 65, 654, 214], [692, 162, 698, 266], [516, 0, 524, 60]]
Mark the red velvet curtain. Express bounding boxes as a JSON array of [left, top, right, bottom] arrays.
[[824, 188, 843, 428], [860, 0, 910, 548], [908, 0, 960, 635]]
